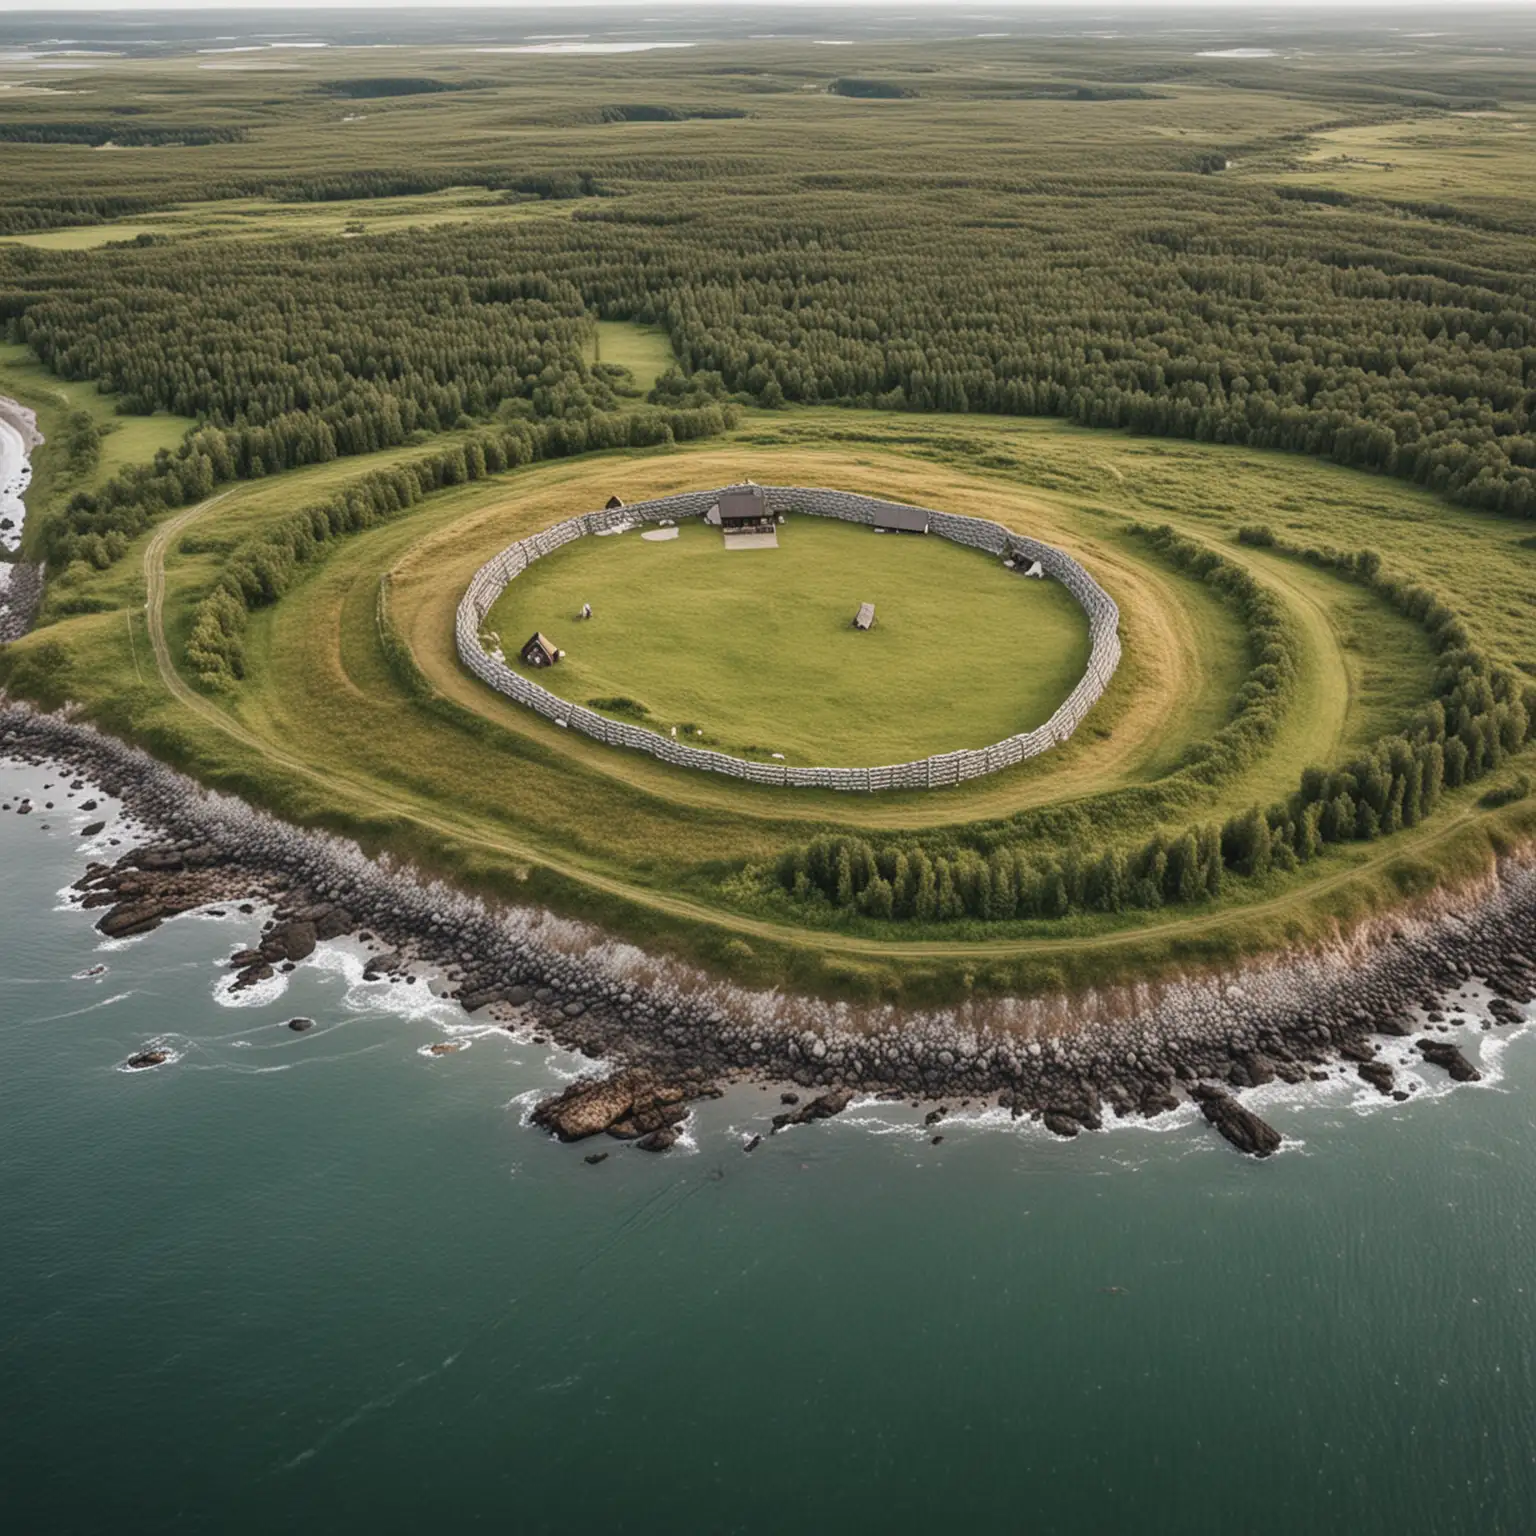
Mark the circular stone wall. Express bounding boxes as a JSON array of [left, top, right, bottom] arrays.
[[456, 486, 1120, 792]]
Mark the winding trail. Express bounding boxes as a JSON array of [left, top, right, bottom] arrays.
[[143, 493, 1479, 962]]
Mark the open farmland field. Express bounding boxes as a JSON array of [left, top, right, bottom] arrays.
[[0, 188, 584, 249], [591, 321, 676, 396]]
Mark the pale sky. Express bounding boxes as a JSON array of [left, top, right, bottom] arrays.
[[0, 0, 1485, 11]]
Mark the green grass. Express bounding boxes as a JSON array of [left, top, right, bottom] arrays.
[[7, 407, 1533, 1003], [485, 516, 1090, 764], [0, 190, 584, 248], [0, 225, 168, 251], [0, 342, 194, 481], [1259, 112, 1536, 206], [591, 322, 676, 396]]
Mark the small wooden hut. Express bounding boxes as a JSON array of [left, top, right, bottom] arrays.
[[520, 632, 560, 668], [605, 495, 624, 510], [717, 484, 773, 533]]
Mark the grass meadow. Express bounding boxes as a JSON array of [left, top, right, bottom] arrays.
[[0, 342, 194, 558], [485, 517, 1091, 764]]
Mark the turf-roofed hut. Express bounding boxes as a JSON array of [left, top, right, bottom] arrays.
[[520, 632, 560, 668]]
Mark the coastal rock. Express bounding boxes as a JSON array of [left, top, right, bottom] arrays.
[[1043, 1111, 1081, 1139], [770, 1087, 854, 1131], [1138, 1083, 1180, 1118], [1357, 1060, 1396, 1096], [302, 904, 353, 942], [80, 821, 106, 838], [96, 902, 166, 939], [1191, 1085, 1282, 1158], [1415, 1039, 1481, 1083], [261, 918, 317, 963], [636, 1125, 682, 1152], [231, 961, 274, 992], [532, 1070, 688, 1142], [9, 700, 1536, 1163], [286, 1017, 314, 1032], [125, 1049, 169, 1069]]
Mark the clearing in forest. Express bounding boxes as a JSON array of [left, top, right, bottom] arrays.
[[590, 321, 677, 397]]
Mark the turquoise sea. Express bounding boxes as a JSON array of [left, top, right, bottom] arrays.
[[2, 756, 1533, 1534]]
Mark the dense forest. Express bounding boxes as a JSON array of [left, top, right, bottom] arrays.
[[0, 27, 1533, 538], [6, 178, 1535, 522]]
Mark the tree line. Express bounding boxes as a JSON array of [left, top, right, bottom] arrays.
[[0, 124, 247, 148]]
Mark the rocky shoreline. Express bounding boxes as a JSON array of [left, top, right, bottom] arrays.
[[2, 701, 1534, 1157], [0, 559, 46, 643]]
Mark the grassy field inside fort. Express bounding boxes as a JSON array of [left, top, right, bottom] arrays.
[[484, 517, 1091, 765], [8, 404, 1533, 1001]]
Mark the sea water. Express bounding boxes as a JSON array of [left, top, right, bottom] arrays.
[[1, 755, 1533, 1534]]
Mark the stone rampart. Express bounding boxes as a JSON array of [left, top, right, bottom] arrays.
[[455, 486, 1120, 792]]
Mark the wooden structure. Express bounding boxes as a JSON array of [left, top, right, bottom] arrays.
[[605, 495, 624, 510], [717, 484, 774, 533], [520, 632, 560, 668], [853, 602, 876, 630], [872, 505, 929, 534]]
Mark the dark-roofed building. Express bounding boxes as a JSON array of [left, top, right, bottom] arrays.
[[520, 632, 560, 668], [717, 484, 773, 532], [872, 504, 929, 534], [605, 495, 625, 510]]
